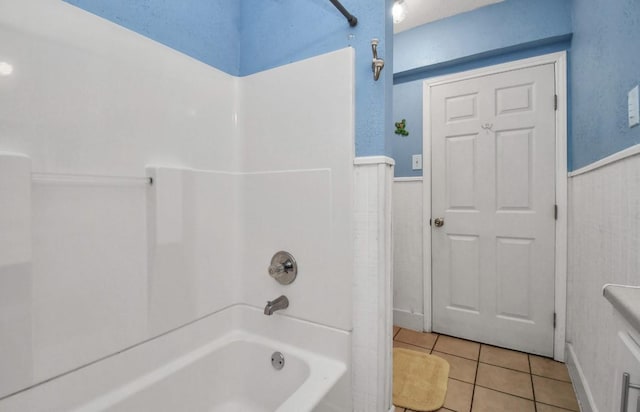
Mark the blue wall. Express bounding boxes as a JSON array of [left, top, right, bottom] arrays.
[[392, 82, 423, 178], [64, 0, 242, 76], [394, 0, 572, 77], [391, 0, 572, 177], [570, 0, 640, 170], [65, 0, 394, 158]]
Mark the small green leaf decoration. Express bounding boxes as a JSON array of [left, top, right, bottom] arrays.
[[394, 118, 409, 136]]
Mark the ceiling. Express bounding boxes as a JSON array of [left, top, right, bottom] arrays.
[[394, 0, 504, 33]]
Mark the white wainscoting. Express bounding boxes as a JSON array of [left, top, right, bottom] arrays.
[[392, 178, 425, 331], [353, 157, 394, 412], [567, 148, 640, 412]]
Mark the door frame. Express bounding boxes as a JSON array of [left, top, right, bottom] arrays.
[[422, 51, 568, 361]]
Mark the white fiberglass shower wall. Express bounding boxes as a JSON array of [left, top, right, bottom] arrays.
[[0, 1, 356, 409]]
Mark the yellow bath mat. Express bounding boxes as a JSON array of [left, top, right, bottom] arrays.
[[393, 348, 450, 412]]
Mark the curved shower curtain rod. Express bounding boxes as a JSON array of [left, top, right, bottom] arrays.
[[329, 0, 358, 27]]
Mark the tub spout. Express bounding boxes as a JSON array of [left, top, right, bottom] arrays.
[[264, 295, 289, 315]]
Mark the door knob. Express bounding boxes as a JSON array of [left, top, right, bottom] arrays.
[[434, 218, 444, 227]]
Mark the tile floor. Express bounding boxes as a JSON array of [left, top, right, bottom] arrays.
[[393, 326, 580, 412]]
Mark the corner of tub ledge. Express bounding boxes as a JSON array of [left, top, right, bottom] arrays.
[[602, 284, 640, 334], [603, 283, 640, 296]]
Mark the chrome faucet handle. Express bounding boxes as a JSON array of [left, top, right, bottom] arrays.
[[268, 260, 294, 276], [268, 251, 297, 285]]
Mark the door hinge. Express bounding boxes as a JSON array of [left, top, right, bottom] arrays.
[[553, 312, 557, 328], [554, 94, 558, 111], [554, 204, 558, 220]]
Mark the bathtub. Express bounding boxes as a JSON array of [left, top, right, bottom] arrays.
[[0, 305, 351, 412]]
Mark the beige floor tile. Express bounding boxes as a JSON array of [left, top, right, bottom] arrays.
[[479, 344, 530, 373], [395, 328, 438, 349], [392, 407, 405, 412], [532, 375, 579, 411], [475, 362, 533, 399], [431, 351, 477, 384], [530, 355, 571, 381], [433, 335, 480, 360], [443, 378, 473, 412], [393, 340, 431, 354], [393, 325, 400, 338], [472, 386, 535, 412], [536, 402, 576, 412]]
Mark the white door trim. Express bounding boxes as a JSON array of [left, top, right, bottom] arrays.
[[422, 51, 568, 361]]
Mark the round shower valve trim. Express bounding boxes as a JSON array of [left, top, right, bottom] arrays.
[[268, 251, 297, 285]]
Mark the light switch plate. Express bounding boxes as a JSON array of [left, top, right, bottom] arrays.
[[629, 85, 639, 128], [412, 154, 422, 170]]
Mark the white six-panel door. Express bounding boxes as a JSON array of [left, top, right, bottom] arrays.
[[430, 63, 556, 356]]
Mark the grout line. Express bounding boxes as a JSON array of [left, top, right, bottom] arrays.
[[529, 355, 537, 412], [393, 326, 401, 340], [448, 376, 475, 385], [430, 333, 439, 354], [478, 360, 532, 375], [530, 373, 572, 383], [535, 400, 578, 411], [481, 342, 536, 357], [474, 383, 535, 403], [470, 351, 480, 412], [394, 340, 435, 352], [432, 350, 478, 362]]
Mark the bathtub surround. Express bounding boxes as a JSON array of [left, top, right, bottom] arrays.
[[0, 154, 33, 396], [0, 305, 350, 412], [0, 1, 359, 409], [147, 168, 240, 336], [50, 1, 397, 405]]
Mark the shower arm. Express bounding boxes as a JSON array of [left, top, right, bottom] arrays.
[[329, 0, 358, 27]]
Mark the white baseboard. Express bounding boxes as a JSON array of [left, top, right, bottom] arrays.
[[566, 343, 599, 412], [393, 309, 424, 331]]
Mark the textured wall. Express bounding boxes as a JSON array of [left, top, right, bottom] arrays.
[[64, 0, 241, 75], [393, 0, 572, 75], [392, 83, 423, 178], [567, 154, 640, 411], [391, 0, 571, 177], [570, 0, 640, 170]]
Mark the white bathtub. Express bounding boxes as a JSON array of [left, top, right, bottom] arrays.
[[0, 305, 351, 412]]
